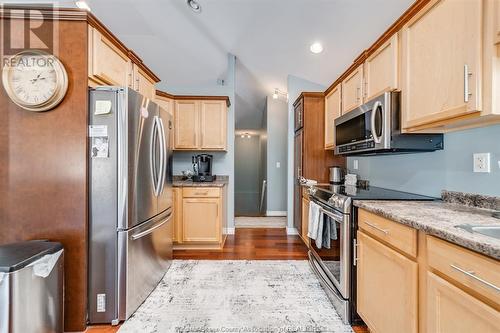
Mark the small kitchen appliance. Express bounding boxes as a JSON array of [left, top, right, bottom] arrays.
[[329, 166, 345, 184], [334, 91, 444, 155], [192, 154, 216, 182]]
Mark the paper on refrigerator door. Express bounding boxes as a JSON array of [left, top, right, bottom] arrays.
[[94, 100, 112, 115], [28, 249, 63, 278]]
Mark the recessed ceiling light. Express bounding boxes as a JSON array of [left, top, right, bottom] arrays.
[[75, 0, 91, 11], [187, 0, 201, 13], [310, 42, 323, 54]]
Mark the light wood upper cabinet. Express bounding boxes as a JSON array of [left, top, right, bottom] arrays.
[[495, 0, 500, 45], [341, 64, 364, 114], [324, 85, 341, 150], [401, 0, 483, 132], [132, 65, 156, 100], [427, 272, 500, 333], [155, 95, 174, 116], [174, 100, 199, 150], [357, 231, 418, 333], [200, 100, 227, 150], [364, 34, 399, 101], [88, 27, 130, 87], [182, 197, 221, 243], [174, 100, 228, 151]]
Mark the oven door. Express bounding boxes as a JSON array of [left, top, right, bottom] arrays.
[[335, 92, 392, 155], [309, 199, 350, 299]]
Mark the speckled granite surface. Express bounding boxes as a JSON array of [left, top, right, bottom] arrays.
[[173, 175, 228, 187], [354, 200, 500, 260], [442, 190, 500, 210]]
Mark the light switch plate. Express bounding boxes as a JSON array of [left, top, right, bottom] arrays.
[[276, 162, 280, 168], [473, 153, 491, 173], [353, 160, 359, 170]]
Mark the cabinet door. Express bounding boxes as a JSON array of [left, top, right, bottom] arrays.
[[294, 98, 304, 131], [364, 34, 399, 101], [301, 197, 310, 246], [182, 198, 220, 242], [401, 0, 482, 131], [135, 67, 155, 100], [325, 85, 341, 150], [495, 0, 500, 45], [174, 100, 199, 150], [357, 231, 418, 333], [172, 188, 182, 243], [88, 28, 130, 86], [427, 272, 500, 333], [155, 96, 174, 116], [294, 131, 303, 235], [341, 64, 364, 114], [200, 100, 227, 150]]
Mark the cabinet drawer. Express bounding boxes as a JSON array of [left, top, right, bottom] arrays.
[[358, 209, 417, 257], [183, 187, 220, 198], [427, 236, 500, 306]]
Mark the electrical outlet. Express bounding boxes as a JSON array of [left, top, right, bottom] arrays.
[[353, 160, 359, 170], [276, 162, 280, 168], [473, 153, 491, 173]]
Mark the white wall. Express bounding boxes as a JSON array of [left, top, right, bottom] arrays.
[[286, 75, 326, 230], [266, 96, 288, 214], [164, 54, 236, 229]]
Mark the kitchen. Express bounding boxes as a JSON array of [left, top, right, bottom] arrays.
[[0, 0, 499, 332]]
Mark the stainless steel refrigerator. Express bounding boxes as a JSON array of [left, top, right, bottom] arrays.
[[88, 87, 173, 325]]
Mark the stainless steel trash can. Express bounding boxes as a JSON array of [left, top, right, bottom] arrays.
[[0, 240, 64, 333]]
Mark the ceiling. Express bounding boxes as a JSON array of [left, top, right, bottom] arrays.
[[9, 0, 415, 129]]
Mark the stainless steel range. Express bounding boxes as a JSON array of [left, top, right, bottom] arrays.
[[307, 184, 435, 325]]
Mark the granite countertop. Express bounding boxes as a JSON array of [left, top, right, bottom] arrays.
[[173, 175, 228, 187], [354, 199, 500, 260]]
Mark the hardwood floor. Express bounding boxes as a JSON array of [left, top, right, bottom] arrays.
[[173, 228, 309, 260], [85, 228, 368, 333]]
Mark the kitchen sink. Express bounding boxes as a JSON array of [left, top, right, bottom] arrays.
[[456, 224, 500, 240]]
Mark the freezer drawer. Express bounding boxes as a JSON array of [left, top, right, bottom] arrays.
[[117, 209, 173, 320]]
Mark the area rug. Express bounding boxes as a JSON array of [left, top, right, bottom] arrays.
[[118, 260, 353, 333], [235, 216, 287, 228]]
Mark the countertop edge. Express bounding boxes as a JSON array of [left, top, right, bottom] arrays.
[[353, 200, 500, 261]]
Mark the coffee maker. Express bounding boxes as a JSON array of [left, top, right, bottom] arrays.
[[192, 154, 216, 182]]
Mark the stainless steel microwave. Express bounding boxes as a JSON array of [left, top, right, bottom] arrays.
[[334, 91, 444, 155]]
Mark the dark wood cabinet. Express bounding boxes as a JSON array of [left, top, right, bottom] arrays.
[[293, 93, 345, 238]]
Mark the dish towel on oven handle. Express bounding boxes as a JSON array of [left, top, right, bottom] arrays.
[[307, 201, 326, 248]]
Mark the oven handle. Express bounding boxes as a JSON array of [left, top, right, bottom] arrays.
[[370, 101, 382, 144], [311, 198, 346, 222]]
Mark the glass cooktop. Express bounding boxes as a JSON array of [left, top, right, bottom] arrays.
[[313, 184, 437, 201]]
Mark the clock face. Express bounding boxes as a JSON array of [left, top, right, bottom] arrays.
[[2, 51, 68, 112]]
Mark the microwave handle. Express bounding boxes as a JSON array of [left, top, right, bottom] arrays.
[[370, 101, 382, 144]]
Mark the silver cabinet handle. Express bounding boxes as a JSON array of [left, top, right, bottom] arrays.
[[450, 264, 500, 292], [353, 238, 359, 266], [365, 221, 389, 235], [464, 64, 472, 103]]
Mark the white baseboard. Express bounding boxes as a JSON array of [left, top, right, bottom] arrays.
[[224, 227, 235, 235], [286, 227, 298, 235], [266, 211, 287, 217]]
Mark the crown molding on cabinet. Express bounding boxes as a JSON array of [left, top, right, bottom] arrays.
[[156, 90, 231, 107]]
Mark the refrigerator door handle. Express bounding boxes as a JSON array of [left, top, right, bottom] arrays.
[[150, 117, 159, 196], [157, 117, 166, 195], [130, 213, 172, 241]]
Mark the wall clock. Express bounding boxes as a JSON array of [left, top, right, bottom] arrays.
[[2, 50, 68, 112]]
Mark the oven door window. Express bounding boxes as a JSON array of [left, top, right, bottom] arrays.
[[311, 214, 342, 288], [336, 111, 373, 146]]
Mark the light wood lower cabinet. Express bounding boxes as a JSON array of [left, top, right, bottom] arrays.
[[495, 0, 500, 45], [324, 85, 341, 150], [357, 231, 418, 333], [173, 186, 227, 250], [301, 196, 309, 246], [427, 272, 500, 333]]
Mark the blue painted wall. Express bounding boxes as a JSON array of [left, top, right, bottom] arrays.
[[347, 124, 500, 197]]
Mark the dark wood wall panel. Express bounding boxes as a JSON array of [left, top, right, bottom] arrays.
[[0, 19, 88, 332]]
